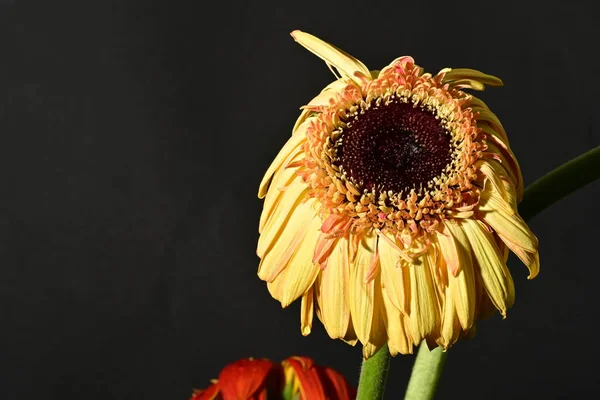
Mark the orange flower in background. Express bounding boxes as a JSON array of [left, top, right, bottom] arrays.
[[191, 356, 355, 400], [257, 31, 539, 358]]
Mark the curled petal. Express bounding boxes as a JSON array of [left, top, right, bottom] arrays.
[[291, 30, 371, 85]]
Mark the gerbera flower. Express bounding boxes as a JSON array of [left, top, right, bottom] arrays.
[[191, 356, 355, 400], [257, 31, 539, 358]]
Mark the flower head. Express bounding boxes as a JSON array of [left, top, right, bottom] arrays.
[[257, 31, 539, 357], [191, 356, 354, 400]]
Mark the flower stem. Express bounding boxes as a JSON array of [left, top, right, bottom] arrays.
[[356, 344, 391, 400], [518, 145, 600, 221], [398, 145, 600, 399], [404, 344, 447, 400]]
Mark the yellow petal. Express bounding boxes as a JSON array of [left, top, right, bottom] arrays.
[[266, 210, 322, 307], [479, 183, 539, 279], [443, 220, 476, 330], [258, 119, 308, 199], [438, 284, 461, 349], [341, 317, 359, 346], [316, 237, 351, 339], [473, 107, 508, 142], [462, 219, 515, 316], [257, 178, 309, 258], [442, 68, 503, 87], [476, 159, 509, 199], [259, 147, 305, 233], [448, 79, 486, 91], [300, 286, 314, 336], [258, 198, 317, 282], [292, 108, 313, 134], [484, 140, 524, 201], [436, 229, 460, 277], [349, 231, 378, 344], [291, 30, 371, 85], [379, 232, 411, 314], [405, 250, 439, 345], [368, 272, 388, 350], [361, 274, 388, 359], [382, 289, 413, 355]]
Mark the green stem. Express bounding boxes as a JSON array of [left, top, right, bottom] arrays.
[[404, 345, 447, 400], [398, 145, 600, 399], [518, 146, 600, 221], [356, 344, 391, 400]]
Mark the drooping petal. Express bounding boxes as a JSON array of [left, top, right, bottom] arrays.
[[258, 177, 309, 256], [266, 209, 323, 307], [479, 182, 540, 279], [291, 30, 371, 85], [436, 264, 462, 349], [462, 219, 515, 316], [379, 231, 411, 314], [315, 237, 351, 339], [482, 138, 524, 200], [382, 288, 413, 355], [362, 271, 388, 359], [436, 228, 460, 277], [405, 249, 439, 345], [218, 359, 274, 400], [349, 231, 378, 344], [443, 220, 476, 330], [257, 197, 317, 281], [300, 286, 314, 336]]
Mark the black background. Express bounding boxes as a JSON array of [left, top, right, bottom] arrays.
[[1, 1, 599, 399]]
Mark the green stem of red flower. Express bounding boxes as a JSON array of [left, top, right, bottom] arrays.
[[356, 344, 391, 400], [356, 145, 600, 399]]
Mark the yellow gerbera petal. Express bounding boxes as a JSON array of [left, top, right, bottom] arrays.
[[441, 68, 504, 87], [438, 285, 462, 349], [462, 219, 515, 316], [405, 250, 439, 345], [266, 211, 322, 307], [443, 220, 476, 330], [257, 177, 309, 258], [378, 231, 410, 315], [362, 273, 387, 359], [290, 30, 371, 85], [316, 237, 351, 339], [479, 182, 540, 279], [258, 198, 318, 282], [349, 232, 378, 344], [381, 289, 413, 356], [300, 287, 314, 336]]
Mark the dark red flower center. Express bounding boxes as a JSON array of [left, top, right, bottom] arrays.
[[334, 100, 452, 194]]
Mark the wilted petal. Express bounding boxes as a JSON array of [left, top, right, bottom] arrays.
[[291, 30, 371, 85], [462, 219, 515, 316]]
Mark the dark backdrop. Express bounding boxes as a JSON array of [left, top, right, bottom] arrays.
[[1, 1, 599, 399]]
